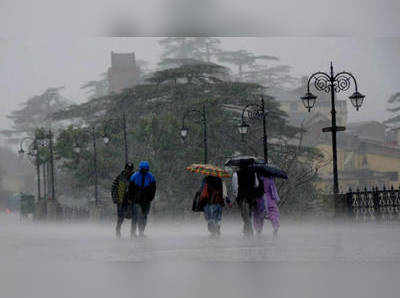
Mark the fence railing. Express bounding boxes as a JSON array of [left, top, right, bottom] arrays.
[[337, 186, 400, 223]]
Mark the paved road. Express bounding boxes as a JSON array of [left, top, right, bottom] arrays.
[[1, 215, 400, 298]]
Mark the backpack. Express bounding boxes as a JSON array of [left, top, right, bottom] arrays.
[[192, 183, 208, 212]]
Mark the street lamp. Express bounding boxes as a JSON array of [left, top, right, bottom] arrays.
[[180, 104, 208, 164], [18, 136, 41, 203], [300, 62, 365, 196], [74, 126, 110, 207], [238, 95, 268, 163], [102, 112, 129, 165]]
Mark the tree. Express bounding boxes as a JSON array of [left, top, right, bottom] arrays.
[[243, 64, 299, 89], [216, 50, 279, 81], [81, 73, 109, 99], [384, 92, 400, 128], [51, 61, 317, 215], [158, 37, 221, 65], [5, 87, 73, 137]]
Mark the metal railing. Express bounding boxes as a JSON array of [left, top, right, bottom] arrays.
[[339, 186, 400, 223]]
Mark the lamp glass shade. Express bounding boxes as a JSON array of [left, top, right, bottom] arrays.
[[301, 92, 317, 112], [103, 137, 110, 144], [349, 91, 365, 111], [238, 122, 249, 134], [180, 127, 188, 139], [73, 146, 81, 154]]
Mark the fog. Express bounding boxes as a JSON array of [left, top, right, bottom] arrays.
[[1, 1, 400, 134], [1, 37, 400, 134], [1, 214, 400, 298]]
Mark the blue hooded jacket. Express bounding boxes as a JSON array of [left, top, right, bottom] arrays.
[[128, 161, 156, 203], [130, 161, 155, 187]]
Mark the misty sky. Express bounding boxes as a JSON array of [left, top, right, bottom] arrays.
[[1, 0, 400, 134]]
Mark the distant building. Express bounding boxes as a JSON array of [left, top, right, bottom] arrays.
[[275, 86, 348, 128], [107, 51, 140, 93], [273, 85, 400, 190], [346, 121, 386, 143]]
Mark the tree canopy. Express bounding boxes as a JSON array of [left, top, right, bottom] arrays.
[[384, 92, 400, 128], [51, 60, 317, 214]]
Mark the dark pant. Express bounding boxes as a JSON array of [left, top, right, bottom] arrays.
[[203, 204, 222, 235], [116, 202, 126, 233], [131, 201, 151, 235], [239, 199, 254, 237]]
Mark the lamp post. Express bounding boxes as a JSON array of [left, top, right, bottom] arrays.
[[238, 95, 268, 163], [180, 104, 208, 164], [102, 112, 129, 165], [300, 62, 365, 196], [18, 136, 40, 202], [74, 126, 110, 207]]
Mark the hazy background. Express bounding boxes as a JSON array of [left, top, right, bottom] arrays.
[[1, 0, 400, 134], [1, 37, 400, 131]]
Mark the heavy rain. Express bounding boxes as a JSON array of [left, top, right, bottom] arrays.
[[1, 2, 400, 298]]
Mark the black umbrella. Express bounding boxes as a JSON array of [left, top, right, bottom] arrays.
[[254, 164, 288, 179], [225, 155, 265, 167]]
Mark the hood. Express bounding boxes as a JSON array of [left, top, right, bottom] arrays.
[[139, 161, 150, 171]]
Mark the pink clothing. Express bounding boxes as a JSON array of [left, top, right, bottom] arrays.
[[253, 196, 266, 232], [263, 177, 280, 231]]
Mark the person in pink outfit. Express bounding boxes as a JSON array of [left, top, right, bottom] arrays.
[[257, 175, 280, 239]]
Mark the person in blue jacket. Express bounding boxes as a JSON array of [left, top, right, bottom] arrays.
[[128, 161, 156, 238]]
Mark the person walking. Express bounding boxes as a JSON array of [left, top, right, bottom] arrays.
[[128, 161, 156, 238], [261, 175, 280, 239], [198, 175, 229, 238], [232, 164, 264, 238], [111, 162, 135, 239]]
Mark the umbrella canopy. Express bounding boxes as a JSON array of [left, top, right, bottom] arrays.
[[186, 164, 232, 178], [225, 155, 265, 167], [254, 164, 288, 179]]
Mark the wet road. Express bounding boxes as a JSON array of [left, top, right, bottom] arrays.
[[1, 215, 400, 298]]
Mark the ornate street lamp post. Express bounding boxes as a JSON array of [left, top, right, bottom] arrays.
[[300, 62, 365, 196], [18, 136, 40, 201], [238, 95, 268, 163], [74, 126, 110, 207], [180, 104, 208, 164], [102, 112, 129, 165]]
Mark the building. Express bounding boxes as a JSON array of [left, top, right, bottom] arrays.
[[107, 51, 140, 93], [275, 85, 400, 191], [304, 120, 400, 191], [276, 86, 348, 128]]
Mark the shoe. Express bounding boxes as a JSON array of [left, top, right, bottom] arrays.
[[116, 229, 121, 239], [273, 229, 278, 240]]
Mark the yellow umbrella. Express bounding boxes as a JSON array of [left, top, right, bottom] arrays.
[[186, 163, 232, 178]]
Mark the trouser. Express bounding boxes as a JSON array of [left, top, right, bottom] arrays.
[[239, 199, 254, 237], [115, 202, 127, 233], [131, 201, 151, 235], [203, 204, 222, 235], [253, 196, 266, 233]]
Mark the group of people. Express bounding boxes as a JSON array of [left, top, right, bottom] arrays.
[[195, 161, 280, 239], [111, 159, 280, 240], [111, 161, 156, 239]]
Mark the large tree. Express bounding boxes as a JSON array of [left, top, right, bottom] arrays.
[[158, 37, 222, 65], [51, 61, 319, 215], [216, 50, 279, 81], [5, 87, 72, 138], [384, 92, 400, 128]]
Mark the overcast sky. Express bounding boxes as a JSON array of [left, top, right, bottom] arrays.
[[1, 1, 400, 132]]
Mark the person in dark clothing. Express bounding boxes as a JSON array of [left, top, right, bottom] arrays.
[[232, 164, 262, 238], [128, 161, 156, 238], [111, 162, 135, 239]]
